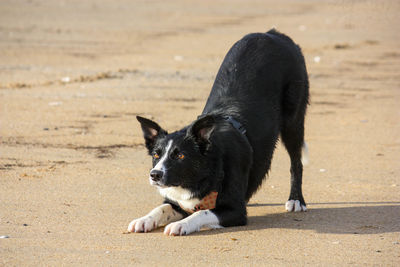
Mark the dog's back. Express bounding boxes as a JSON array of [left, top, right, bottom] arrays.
[[203, 29, 309, 201]]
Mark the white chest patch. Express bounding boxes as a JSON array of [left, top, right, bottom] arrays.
[[158, 186, 201, 211]]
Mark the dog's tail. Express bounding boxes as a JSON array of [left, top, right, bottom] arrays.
[[301, 142, 309, 166]]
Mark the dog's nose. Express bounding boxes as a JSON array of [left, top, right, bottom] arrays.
[[150, 169, 164, 181]]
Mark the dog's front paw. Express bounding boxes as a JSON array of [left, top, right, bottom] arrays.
[[127, 216, 157, 233], [164, 221, 196, 236], [285, 200, 307, 212]]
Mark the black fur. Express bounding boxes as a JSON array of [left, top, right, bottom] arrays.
[[137, 29, 309, 228]]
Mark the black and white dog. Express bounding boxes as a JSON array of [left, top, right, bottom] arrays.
[[127, 29, 309, 236]]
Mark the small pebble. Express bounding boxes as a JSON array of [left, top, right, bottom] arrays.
[[0, 235, 10, 239], [320, 168, 326, 172], [298, 25, 307, 31], [61, 77, 71, 83], [174, 55, 183, 61], [23, 223, 28, 226], [313, 56, 321, 63], [48, 101, 62, 106]]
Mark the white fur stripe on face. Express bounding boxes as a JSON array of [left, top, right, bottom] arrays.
[[152, 140, 173, 172]]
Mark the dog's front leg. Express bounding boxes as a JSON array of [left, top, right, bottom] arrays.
[[164, 210, 222, 236], [127, 203, 183, 233]]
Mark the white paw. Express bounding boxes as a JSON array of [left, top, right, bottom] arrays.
[[127, 216, 157, 233], [285, 200, 307, 212], [164, 221, 196, 236]]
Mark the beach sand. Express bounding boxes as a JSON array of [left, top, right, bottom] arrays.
[[1, 0, 399, 265]]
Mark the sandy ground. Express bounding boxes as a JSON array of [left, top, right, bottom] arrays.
[[1, 0, 400, 265]]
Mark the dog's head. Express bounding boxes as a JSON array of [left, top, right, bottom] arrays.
[[136, 115, 217, 191]]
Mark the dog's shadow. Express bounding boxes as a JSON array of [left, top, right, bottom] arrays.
[[195, 202, 400, 236]]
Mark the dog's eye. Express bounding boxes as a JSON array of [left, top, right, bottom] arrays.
[[177, 153, 185, 160], [153, 152, 160, 159]]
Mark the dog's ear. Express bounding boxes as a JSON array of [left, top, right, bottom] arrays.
[[188, 115, 215, 152], [136, 116, 167, 153]]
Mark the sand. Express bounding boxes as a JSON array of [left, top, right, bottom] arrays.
[[1, 0, 399, 265]]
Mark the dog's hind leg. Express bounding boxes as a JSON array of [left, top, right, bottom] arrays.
[[281, 119, 307, 212], [281, 80, 308, 212]]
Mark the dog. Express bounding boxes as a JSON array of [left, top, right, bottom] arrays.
[[127, 29, 309, 236]]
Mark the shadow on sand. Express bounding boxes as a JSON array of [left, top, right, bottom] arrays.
[[196, 202, 400, 236]]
